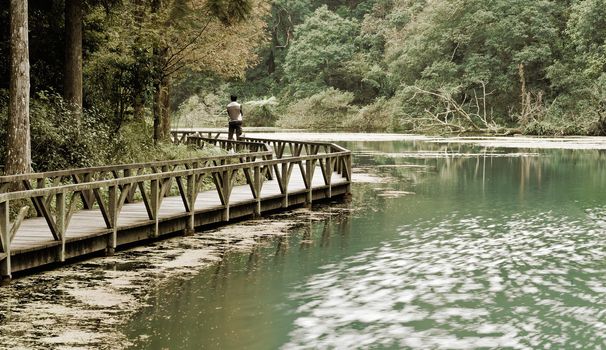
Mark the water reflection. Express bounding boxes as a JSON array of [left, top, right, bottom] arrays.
[[125, 139, 606, 350], [126, 209, 355, 350]]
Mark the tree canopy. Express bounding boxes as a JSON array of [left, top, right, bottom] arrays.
[[228, 0, 606, 135], [0, 0, 268, 171], [2, 0, 606, 174]]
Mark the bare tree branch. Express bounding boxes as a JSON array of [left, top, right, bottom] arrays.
[[162, 16, 213, 76], [411, 84, 507, 134]]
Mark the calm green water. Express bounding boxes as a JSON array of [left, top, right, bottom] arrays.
[[126, 139, 606, 349]]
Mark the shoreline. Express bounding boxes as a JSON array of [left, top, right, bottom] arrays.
[[176, 129, 606, 150]]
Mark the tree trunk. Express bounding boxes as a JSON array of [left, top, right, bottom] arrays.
[[151, 0, 165, 143], [133, 93, 145, 120], [6, 0, 31, 175], [153, 80, 161, 143], [160, 78, 171, 140], [267, 31, 277, 74], [153, 76, 170, 142], [132, 0, 146, 121], [64, 0, 83, 118]]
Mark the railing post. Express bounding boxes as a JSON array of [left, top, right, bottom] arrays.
[[281, 162, 289, 208], [82, 173, 94, 209], [305, 159, 313, 207], [161, 165, 171, 198], [253, 166, 261, 217], [326, 156, 333, 198], [107, 185, 117, 255], [151, 179, 159, 238], [263, 154, 274, 180], [34, 178, 45, 217], [346, 153, 352, 194], [56, 192, 66, 262], [185, 174, 195, 236], [222, 170, 231, 221], [0, 199, 11, 281]]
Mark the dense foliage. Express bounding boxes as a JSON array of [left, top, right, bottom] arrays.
[[0, 0, 267, 171], [2, 0, 606, 173], [176, 0, 606, 135]]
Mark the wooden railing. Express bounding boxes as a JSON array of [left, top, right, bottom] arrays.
[[0, 137, 272, 194], [0, 151, 272, 193], [172, 130, 351, 178], [171, 130, 224, 143], [171, 130, 347, 154], [186, 136, 271, 153], [0, 135, 352, 278]]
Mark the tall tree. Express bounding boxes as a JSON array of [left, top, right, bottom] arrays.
[[6, 0, 31, 174], [64, 0, 83, 116], [79, 0, 267, 141], [148, 0, 268, 142], [283, 6, 358, 97]]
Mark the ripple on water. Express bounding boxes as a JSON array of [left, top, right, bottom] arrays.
[[283, 208, 606, 349]]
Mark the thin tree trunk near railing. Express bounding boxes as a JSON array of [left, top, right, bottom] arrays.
[[6, 0, 31, 176]]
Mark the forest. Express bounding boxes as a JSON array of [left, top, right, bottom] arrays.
[[1, 0, 606, 173]]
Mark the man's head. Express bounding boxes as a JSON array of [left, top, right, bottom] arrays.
[[230, 95, 237, 102]]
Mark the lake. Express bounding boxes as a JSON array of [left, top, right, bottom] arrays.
[[124, 134, 606, 349]]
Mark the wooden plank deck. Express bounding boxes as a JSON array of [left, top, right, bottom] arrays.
[[6, 167, 348, 274]]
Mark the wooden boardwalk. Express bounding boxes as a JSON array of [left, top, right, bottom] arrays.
[[0, 135, 352, 279]]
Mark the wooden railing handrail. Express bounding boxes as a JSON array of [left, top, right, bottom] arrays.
[[242, 136, 334, 146], [0, 151, 272, 183], [173, 130, 333, 145], [172, 130, 347, 152], [0, 152, 350, 202], [241, 136, 348, 152]]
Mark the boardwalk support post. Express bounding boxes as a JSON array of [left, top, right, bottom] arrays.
[[185, 174, 195, 236], [281, 163, 289, 208], [253, 166, 261, 218], [56, 192, 66, 261], [305, 159, 313, 207], [0, 200, 11, 281], [151, 179, 159, 238], [107, 185, 117, 255]]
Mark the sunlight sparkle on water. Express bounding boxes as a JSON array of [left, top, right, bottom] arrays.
[[283, 210, 606, 350]]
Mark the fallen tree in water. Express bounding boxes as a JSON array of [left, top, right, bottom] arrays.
[[410, 84, 520, 136]]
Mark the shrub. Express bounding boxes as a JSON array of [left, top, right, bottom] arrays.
[[343, 97, 401, 132], [0, 90, 115, 171], [243, 97, 279, 127], [520, 88, 606, 136], [172, 89, 229, 129], [103, 116, 225, 165], [278, 88, 358, 129], [0, 90, 223, 174]]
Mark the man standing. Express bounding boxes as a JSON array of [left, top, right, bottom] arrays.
[[227, 95, 243, 140]]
